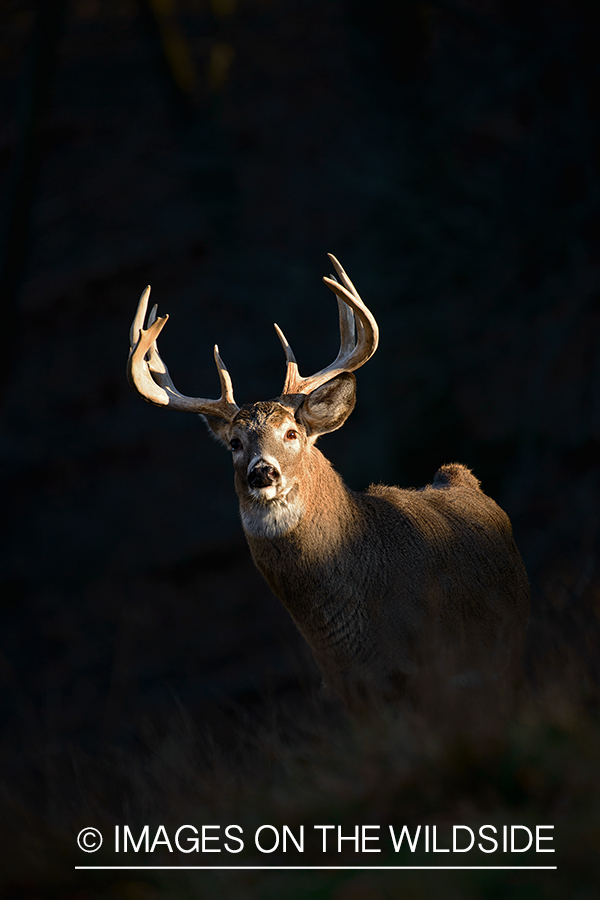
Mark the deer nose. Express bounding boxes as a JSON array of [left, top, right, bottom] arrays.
[[248, 462, 280, 488]]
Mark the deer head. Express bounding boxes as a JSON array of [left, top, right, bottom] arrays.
[[128, 255, 379, 536]]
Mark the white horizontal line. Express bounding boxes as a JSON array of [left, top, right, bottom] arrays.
[[75, 866, 558, 871]]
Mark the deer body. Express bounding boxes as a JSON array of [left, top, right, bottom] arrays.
[[127, 255, 530, 706], [230, 408, 528, 703]]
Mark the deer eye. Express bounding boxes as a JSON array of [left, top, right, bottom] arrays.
[[230, 438, 242, 451], [285, 429, 298, 441]]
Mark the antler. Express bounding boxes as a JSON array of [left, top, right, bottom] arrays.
[[127, 285, 239, 419], [274, 254, 379, 406]]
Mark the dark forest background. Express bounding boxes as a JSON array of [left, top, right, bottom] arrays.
[[1, 0, 599, 897]]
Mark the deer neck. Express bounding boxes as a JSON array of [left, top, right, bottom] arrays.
[[238, 444, 357, 626], [238, 446, 353, 549], [239, 449, 366, 672]]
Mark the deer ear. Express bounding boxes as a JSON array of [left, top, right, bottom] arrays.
[[296, 372, 356, 436], [200, 413, 231, 447]]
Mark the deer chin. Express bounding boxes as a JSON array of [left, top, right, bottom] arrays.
[[248, 484, 281, 503], [240, 485, 303, 538]]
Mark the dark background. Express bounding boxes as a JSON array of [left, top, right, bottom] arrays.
[[1, 0, 599, 895]]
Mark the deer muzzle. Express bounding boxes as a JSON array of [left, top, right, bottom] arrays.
[[248, 460, 281, 489]]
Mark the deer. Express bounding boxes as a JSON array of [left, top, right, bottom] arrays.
[[127, 255, 530, 709]]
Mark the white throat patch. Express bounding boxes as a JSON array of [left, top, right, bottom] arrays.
[[240, 493, 304, 539]]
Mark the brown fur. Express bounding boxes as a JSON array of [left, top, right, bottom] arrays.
[[206, 392, 530, 709]]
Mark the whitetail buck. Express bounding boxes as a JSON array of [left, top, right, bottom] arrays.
[[128, 255, 530, 708]]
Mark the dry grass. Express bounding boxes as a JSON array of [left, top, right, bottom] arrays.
[[1, 643, 598, 900]]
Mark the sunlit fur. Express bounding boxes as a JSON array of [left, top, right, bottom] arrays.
[[203, 383, 530, 711]]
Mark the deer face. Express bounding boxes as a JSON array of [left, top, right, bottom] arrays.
[[203, 401, 308, 538], [202, 375, 357, 537], [227, 401, 308, 504]]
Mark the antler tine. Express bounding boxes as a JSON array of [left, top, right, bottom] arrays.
[[274, 323, 300, 397], [147, 302, 158, 328], [327, 253, 356, 295], [327, 255, 372, 360], [130, 285, 152, 349], [128, 289, 166, 378], [334, 288, 355, 358], [145, 302, 165, 373], [273, 322, 298, 366], [277, 255, 379, 405], [213, 344, 236, 408], [127, 287, 239, 419]]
